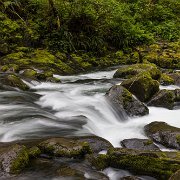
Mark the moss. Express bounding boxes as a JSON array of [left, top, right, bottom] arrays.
[[71, 54, 92, 70], [39, 138, 92, 158], [46, 77, 61, 83], [10, 145, 29, 174], [28, 146, 41, 158], [0, 64, 19, 72], [176, 135, 180, 145], [148, 89, 175, 109], [145, 122, 180, 135], [22, 69, 37, 78], [160, 73, 175, 86], [87, 154, 110, 170], [121, 73, 159, 102], [108, 148, 180, 179], [143, 140, 153, 146], [1, 74, 29, 90], [113, 63, 161, 80]]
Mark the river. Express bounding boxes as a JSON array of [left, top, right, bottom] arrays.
[[0, 68, 180, 179]]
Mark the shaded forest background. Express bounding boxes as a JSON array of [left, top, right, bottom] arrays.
[[0, 0, 179, 56]]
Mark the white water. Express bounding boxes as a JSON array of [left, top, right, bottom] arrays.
[[0, 69, 180, 148]]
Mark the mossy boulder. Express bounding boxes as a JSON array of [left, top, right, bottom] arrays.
[[0, 74, 29, 90], [0, 64, 19, 73], [106, 85, 149, 117], [144, 122, 180, 150], [168, 72, 180, 86], [0, 144, 29, 174], [159, 73, 175, 86], [120, 138, 160, 151], [107, 148, 180, 179], [147, 89, 176, 109], [86, 154, 110, 171], [38, 137, 92, 158], [21, 69, 37, 79], [113, 63, 161, 80], [28, 146, 41, 158], [121, 74, 159, 102]]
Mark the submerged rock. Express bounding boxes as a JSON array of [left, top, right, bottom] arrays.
[[121, 138, 160, 151], [113, 63, 161, 80], [106, 85, 149, 117], [107, 148, 180, 179], [56, 165, 85, 179], [0, 144, 29, 174], [121, 74, 159, 102], [0, 74, 29, 91], [38, 137, 92, 158], [144, 121, 180, 150]]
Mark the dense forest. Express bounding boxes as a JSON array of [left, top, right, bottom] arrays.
[[0, 0, 179, 75]]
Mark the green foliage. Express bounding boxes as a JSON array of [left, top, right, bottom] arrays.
[[0, 0, 179, 55]]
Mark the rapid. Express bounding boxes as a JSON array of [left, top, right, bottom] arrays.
[[0, 68, 179, 148]]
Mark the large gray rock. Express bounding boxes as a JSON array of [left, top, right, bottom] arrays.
[[147, 89, 175, 109], [0, 144, 29, 174], [121, 138, 160, 151], [106, 85, 149, 117], [144, 121, 180, 150]]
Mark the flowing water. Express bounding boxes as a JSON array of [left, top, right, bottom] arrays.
[[0, 68, 180, 179]]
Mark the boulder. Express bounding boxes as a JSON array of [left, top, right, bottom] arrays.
[[121, 138, 160, 151], [113, 63, 161, 80], [38, 137, 92, 158], [0, 144, 29, 174], [76, 136, 113, 154], [144, 122, 180, 150], [147, 89, 175, 109], [21, 69, 37, 79], [106, 85, 149, 117], [107, 148, 180, 179], [121, 74, 159, 102], [159, 73, 175, 86], [168, 72, 180, 86], [0, 74, 29, 90]]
